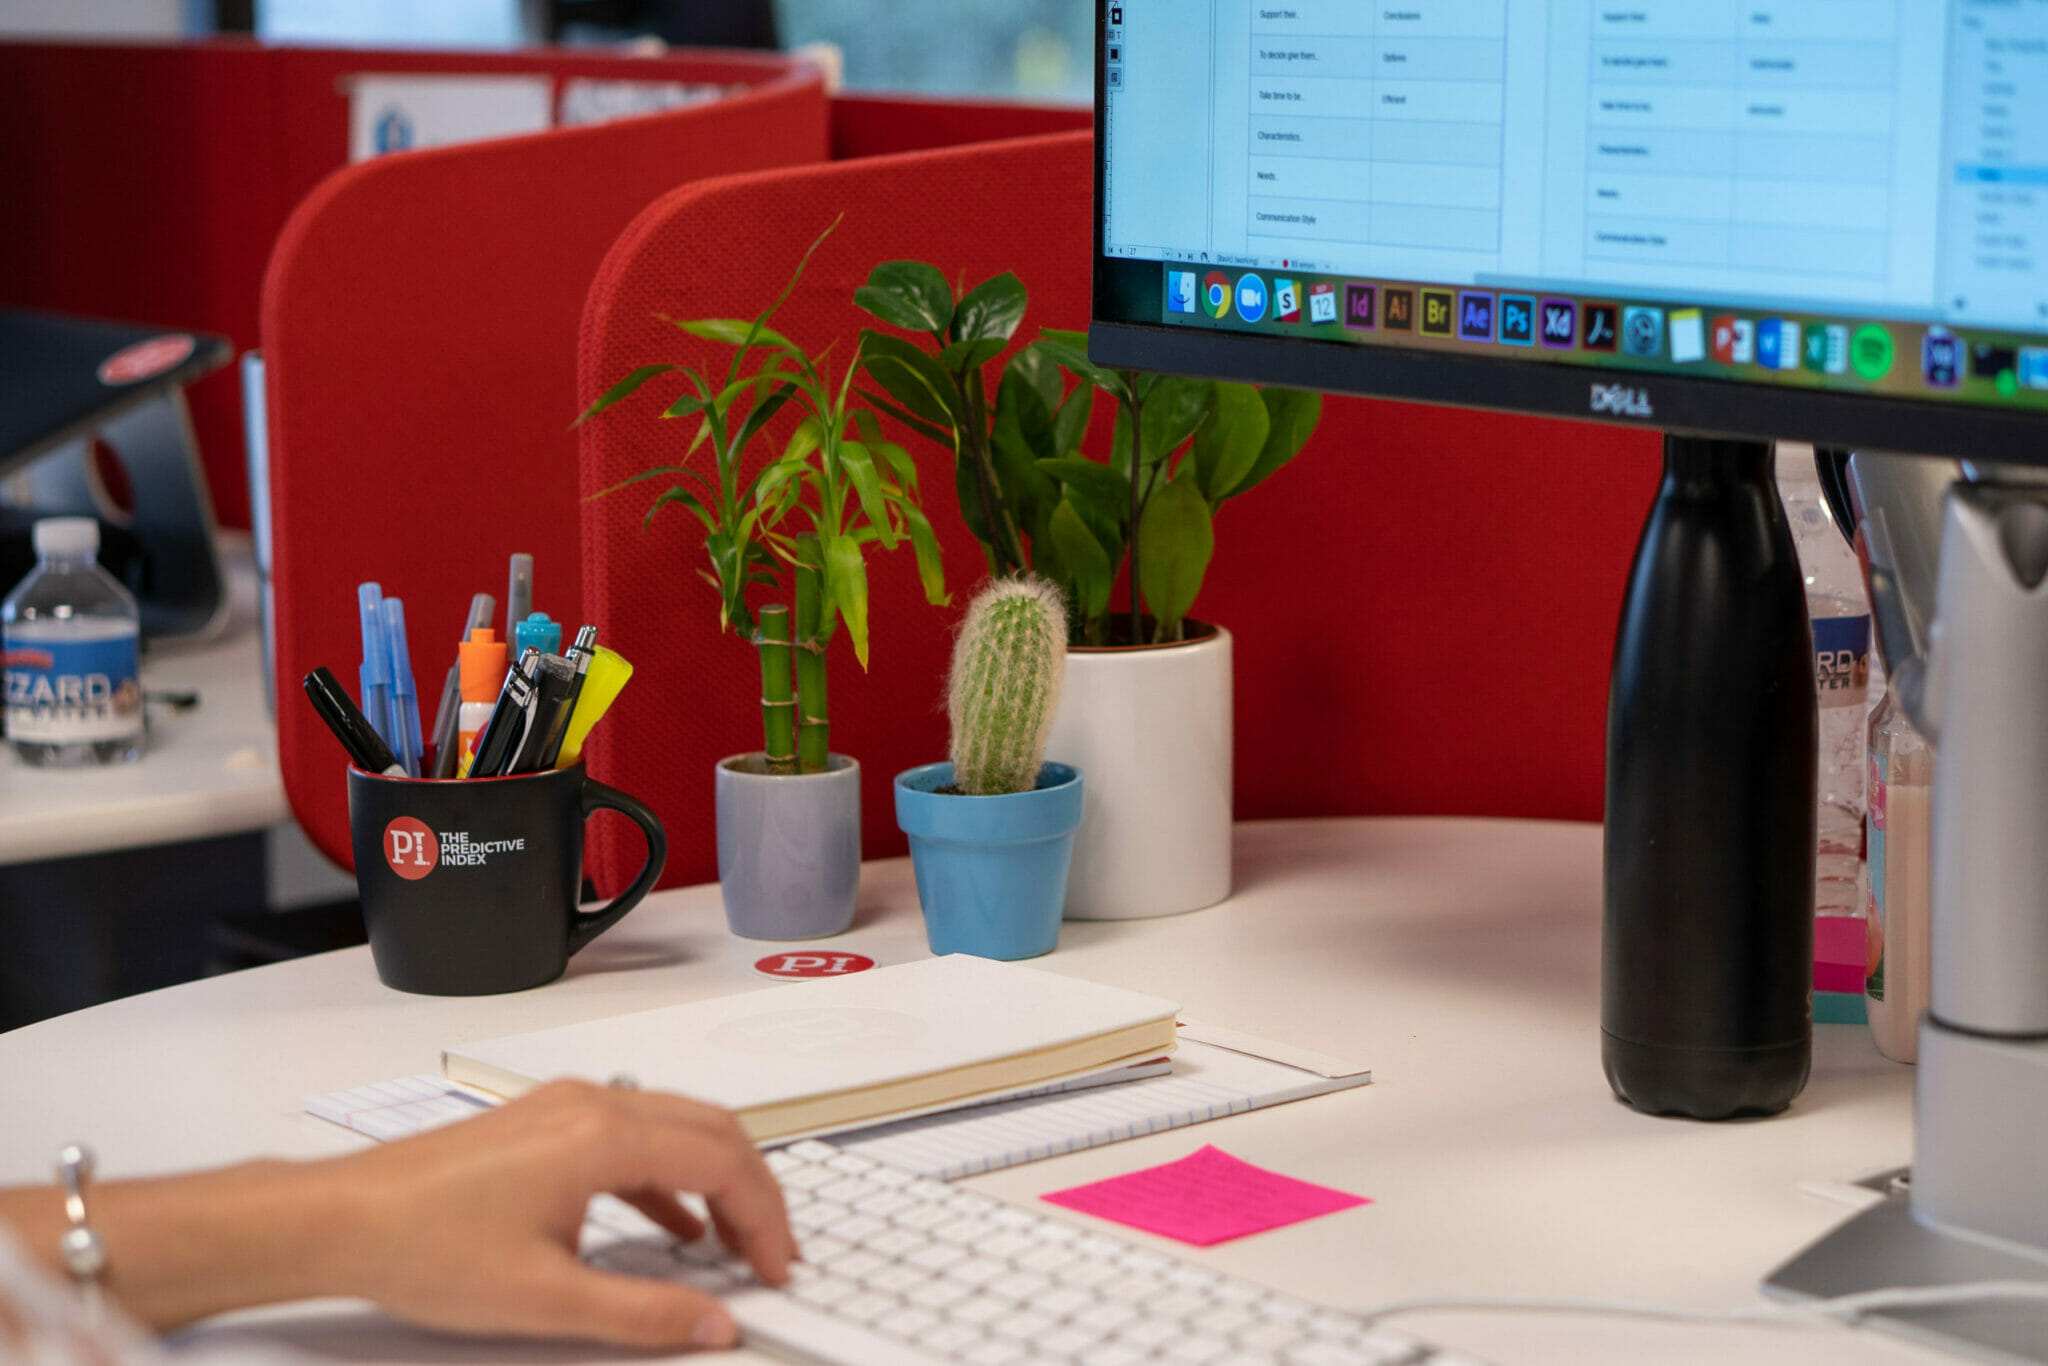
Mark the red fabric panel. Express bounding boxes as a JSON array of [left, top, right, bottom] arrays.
[[576, 131, 1658, 896], [0, 39, 806, 529], [830, 93, 1092, 160], [268, 73, 830, 870]]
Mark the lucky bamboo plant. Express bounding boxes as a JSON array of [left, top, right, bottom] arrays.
[[578, 223, 948, 774], [853, 265, 1320, 646]]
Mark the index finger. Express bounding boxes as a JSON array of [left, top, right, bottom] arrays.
[[607, 1092, 795, 1286]]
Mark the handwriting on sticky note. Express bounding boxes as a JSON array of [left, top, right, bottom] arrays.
[[1040, 1144, 1369, 1247]]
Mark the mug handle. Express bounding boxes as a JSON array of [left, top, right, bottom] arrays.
[[567, 777, 669, 954]]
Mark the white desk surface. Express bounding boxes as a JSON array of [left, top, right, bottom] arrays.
[[0, 818, 1944, 1366], [0, 534, 287, 865]]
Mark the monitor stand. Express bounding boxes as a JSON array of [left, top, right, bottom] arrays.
[[1765, 478, 2048, 1360]]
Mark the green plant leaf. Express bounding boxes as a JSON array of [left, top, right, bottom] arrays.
[[660, 391, 711, 420], [858, 331, 964, 426], [576, 364, 680, 424], [1227, 387, 1323, 501], [1035, 330, 1131, 402], [1049, 499, 1114, 623], [1009, 341, 1066, 412], [854, 261, 953, 337], [822, 534, 871, 669], [898, 503, 950, 606], [1192, 381, 1270, 499], [937, 336, 1008, 372], [855, 389, 953, 449], [991, 365, 1062, 530], [1051, 381, 1093, 455], [1036, 458, 1130, 520], [1136, 472, 1214, 638], [666, 317, 795, 349], [730, 381, 797, 453], [950, 271, 1026, 344], [1141, 375, 1213, 467], [839, 441, 899, 547], [643, 484, 715, 534], [953, 455, 993, 548]]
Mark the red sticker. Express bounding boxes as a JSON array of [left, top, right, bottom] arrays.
[[383, 816, 439, 880], [753, 952, 877, 980], [97, 335, 196, 386]]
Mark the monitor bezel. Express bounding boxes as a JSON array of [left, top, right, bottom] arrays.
[[1088, 2, 2048, 465]]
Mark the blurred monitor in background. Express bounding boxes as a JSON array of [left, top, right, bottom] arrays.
[[255, 0, 538, 46], [777, 0, 1087, 100]]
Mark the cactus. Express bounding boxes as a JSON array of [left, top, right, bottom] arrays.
[[948, 577, 1068, 796]]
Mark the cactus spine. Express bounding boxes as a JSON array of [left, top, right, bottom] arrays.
[[948, 577, 1068, 796]]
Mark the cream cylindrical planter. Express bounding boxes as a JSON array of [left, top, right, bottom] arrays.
[[1045, 625, 1232, 920]]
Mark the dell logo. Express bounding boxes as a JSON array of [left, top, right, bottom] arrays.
[[1590, 383, 1654, 418]]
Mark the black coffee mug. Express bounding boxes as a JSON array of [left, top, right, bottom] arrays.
[[347, 762, 666, 995]]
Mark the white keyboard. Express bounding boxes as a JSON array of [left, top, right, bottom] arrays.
[[585, 1138, 1486, 1366]]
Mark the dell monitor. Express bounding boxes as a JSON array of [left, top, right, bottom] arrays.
[[1091, 1, 2048, 461], [1091, 4, 2048, 1355]]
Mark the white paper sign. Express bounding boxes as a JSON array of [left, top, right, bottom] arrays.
[[347, 73, 553, 163]]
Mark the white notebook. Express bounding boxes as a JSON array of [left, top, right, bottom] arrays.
[[441, 956, 1180, 1141], [308, 1024, 1371, 1179]]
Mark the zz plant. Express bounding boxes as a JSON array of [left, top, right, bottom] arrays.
[[578, 223, 949, 775], [853, 265, 1320, 646]]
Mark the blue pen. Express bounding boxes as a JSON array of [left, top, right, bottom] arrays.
[[356, 583, 395, 750], [382, 596, 424, 778]]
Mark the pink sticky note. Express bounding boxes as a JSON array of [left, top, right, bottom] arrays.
[[1040, 1145, 1369, 1247]]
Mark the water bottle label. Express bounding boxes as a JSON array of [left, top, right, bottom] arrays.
[[3, 633, 143, 743], [1813, 614, 1870, 709], [1867, 750, 1888, 1001]]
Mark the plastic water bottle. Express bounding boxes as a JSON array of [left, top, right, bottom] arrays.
[[1776, 445, 1871, 921], [2, 517, 144, 766]]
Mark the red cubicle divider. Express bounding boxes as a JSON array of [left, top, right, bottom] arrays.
[[575, 131, 1662, 896], [264, 65, 831, 870], [0, 39, 810, 531]]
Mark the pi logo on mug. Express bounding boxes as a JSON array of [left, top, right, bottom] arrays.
[[383, 816, 439, 881]]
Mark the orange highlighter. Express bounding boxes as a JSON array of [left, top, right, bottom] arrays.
[[454, 627, 508, 778]]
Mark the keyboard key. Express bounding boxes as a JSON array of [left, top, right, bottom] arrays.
[[1152, 1290, 1208, 1318], [1055, 1257, 1121, 1288], [986, 1271, 1051, 1302], [1074, 1300, 1140, 1333], [946, 1257, 1010, 1288], [790, 1274, 859, 1309], [1192, 1305, 1257, 1335], [923, 1321, 988, 1355], [1213, 1279, 1263, 1305], [1240, 1318, 1308, 1351], [1101, 1272, 1167, 1303], [990, 1207, 1036, 1230], [908, 1179, 952, 1202], [822, 1213, 888, 1244], [935, 1216, 999, 1245], [1036, 1285, 1094, 1319], [864, 1263, 927, 1296], [946, 1193, 1001, 1218], [907, 1242, 968, 1273], [894, 1202, 953, 1231], [908, 1278, 973, 1311], [1115, 1314, 1184, 1348], [963, 1340, 1028, 1366], [829, 1250, 887, 1281], [764, 1149, 804, 1175], [855, 1189, 918, 1218], [826, 1152, 879, 1176], [876, 1306, 941, 1341], [837, 1291, 900, 1325], [783, 1164, 839, 1190], [866, 1226, 924, 1258], [981, 1231, 1036, 1259], [1041, 1326, 1099, 1356], [992, 1307, 1056, 1340], [1162, 1334, 1234, 1364], [791, 1202, 843, 1231], [865, 1165, 915, 1188], [1076, 1345, 1146, 1366], [1017, 1244, 1079, 1274], [1115, 1249, 1171, 1275], [800, 1234, 850, 1265], [950, 1294, 1012, 1326], [1031, 1220, 1080, 1245], [1285, 1343, 1381, 1366], [821, 1177, 875, 1204], [786, 1139, 839, 1162]]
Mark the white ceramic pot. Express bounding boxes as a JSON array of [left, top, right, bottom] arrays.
[[1045, 625, 1232, 920]]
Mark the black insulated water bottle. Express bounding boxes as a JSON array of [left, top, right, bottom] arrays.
[[1603, 435, 1816, 1120]]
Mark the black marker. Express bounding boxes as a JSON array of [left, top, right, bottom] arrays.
[[303, 667, 405, 776], [468, 647, 541, 778], [532, 625, 597, 771]]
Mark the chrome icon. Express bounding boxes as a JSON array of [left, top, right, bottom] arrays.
[[1203, 270, 1231, 320]]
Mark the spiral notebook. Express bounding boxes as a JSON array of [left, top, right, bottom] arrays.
[[305, 1021, 1370, 1179]]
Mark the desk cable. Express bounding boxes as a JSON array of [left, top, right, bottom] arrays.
[[1355, 1279, 2048, 1332]]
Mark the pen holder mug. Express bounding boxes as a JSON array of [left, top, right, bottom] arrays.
[[347, 761, 666, 995]]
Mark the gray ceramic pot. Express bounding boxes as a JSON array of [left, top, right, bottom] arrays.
[[714, 752, 860, 940]]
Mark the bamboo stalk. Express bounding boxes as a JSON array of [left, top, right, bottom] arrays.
[[756, 604, 796, 774], [793, 535, 830, 774]]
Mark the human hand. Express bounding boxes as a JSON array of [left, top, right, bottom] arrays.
[[315, 1080, 794, 1350]]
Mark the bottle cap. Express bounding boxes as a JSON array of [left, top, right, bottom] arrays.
[[33, 517, 99, 558], [458, 627, 509, 702], [515, 611, 562, 658]]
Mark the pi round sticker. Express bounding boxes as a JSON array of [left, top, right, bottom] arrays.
[[97, 335, 196, 386], [382, 816, 439, 880], [753, 952, 876, 981]]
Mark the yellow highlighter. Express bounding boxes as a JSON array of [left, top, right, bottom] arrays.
[[554, 645, 632, 769]]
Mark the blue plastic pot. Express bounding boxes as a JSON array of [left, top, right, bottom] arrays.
[[894, 761, 1084, 961]]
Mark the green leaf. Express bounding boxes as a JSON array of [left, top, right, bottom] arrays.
[[1141, 375, 1213, 467], [1051, 381, 1093, 455], [576, 364, 679, 424], [822, 534, 872, 669], [1227, 387, 1323, 501], [870, 436, 919, 495], [1034, 335, 1130, 403], [1036, 458, 1130, 521], [1192, 381, 1270, 500], [899, 503, 950, 606], [660, 391, 711, 420], [1009, 341, 1066, 413], [643, 485, 715, 534], [731, 381, 797, 453], [749, 456, 804, 514], [667, 317, 795, 349], [953, 455, 994, 550], [855, 388, 953, 450], [950, 272, 1027, 344], [1049, 499, 1114, 623], [1136, 472, 1214, 638], [991, 364, 1062, 530], [855, 261, 954, 336], [839, 441, 899, 547], [937, 336, 1007, 372], [858, 331, 964, 427]]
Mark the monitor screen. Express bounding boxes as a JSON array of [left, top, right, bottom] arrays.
[[1091, 1, 2048, 459]]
